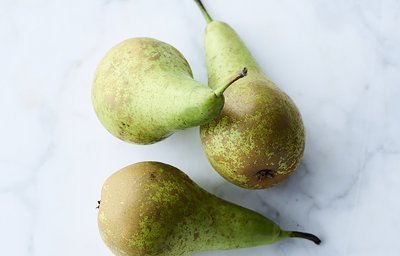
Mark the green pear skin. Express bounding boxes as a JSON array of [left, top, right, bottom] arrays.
[[195, 1, 305, 189], [92, 38, 243, 144], [98, 162, 320, 256]]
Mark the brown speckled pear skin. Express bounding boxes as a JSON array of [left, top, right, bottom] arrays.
[[97, 162, 320, 256], [92, 38, 232, 145], [195, 1, 305, 189]]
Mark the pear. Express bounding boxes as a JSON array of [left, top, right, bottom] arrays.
[[97, 161, 320, 256], [92, 37, 246, 144], [194, 0, 305, 189]]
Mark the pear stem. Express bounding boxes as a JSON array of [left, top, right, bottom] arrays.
[[289, 231, 321, 245], [214, 68, 248, 97], [194, 0, 213, 23]]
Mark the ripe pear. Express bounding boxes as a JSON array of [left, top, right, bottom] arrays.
[[194, 0, 305, 189], [92, 37, 246, 144], [97, 161, 320, 256]]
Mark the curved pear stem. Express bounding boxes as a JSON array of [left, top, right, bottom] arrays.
[[214, 68, 248, 97], [194, 0, 213, 23], [289, 231, 321, 245]]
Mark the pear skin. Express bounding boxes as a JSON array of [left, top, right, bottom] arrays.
[[97, 162, 320, 256], [195, 1, 305, 189], [92, 38, 245, 144]]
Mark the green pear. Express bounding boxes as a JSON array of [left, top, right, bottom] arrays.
[[97, 161, 320, 256], [92, 37, 246, 144], [194, 0, 305, 189]]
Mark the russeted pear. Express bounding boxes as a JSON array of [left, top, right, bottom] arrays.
[[92, 37, 246, 144], [97, 161, 320, 256], [195, 0, 305, 189]]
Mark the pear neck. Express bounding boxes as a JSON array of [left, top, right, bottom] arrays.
[[205, 21, 263, 90], [203, 198, 284, 250], [202, 197, 321, 251], [214, 67, 248, 97]]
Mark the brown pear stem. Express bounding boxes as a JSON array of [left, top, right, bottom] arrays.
[[194, 0, 213, 23], [290, 231, 321, 245], [214, 68, 248, 97]]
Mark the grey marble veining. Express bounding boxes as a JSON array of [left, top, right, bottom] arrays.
[[0, 0, 399, 255]]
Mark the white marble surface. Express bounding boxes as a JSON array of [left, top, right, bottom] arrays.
[[1, 0, 400, 255]]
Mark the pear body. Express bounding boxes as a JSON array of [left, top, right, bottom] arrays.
[[200, 22, 305, 189], [92, 38, 223, 144], [98, 162, 287, 256]]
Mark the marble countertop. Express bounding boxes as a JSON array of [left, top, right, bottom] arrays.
[[1, 0, 399, 255]]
